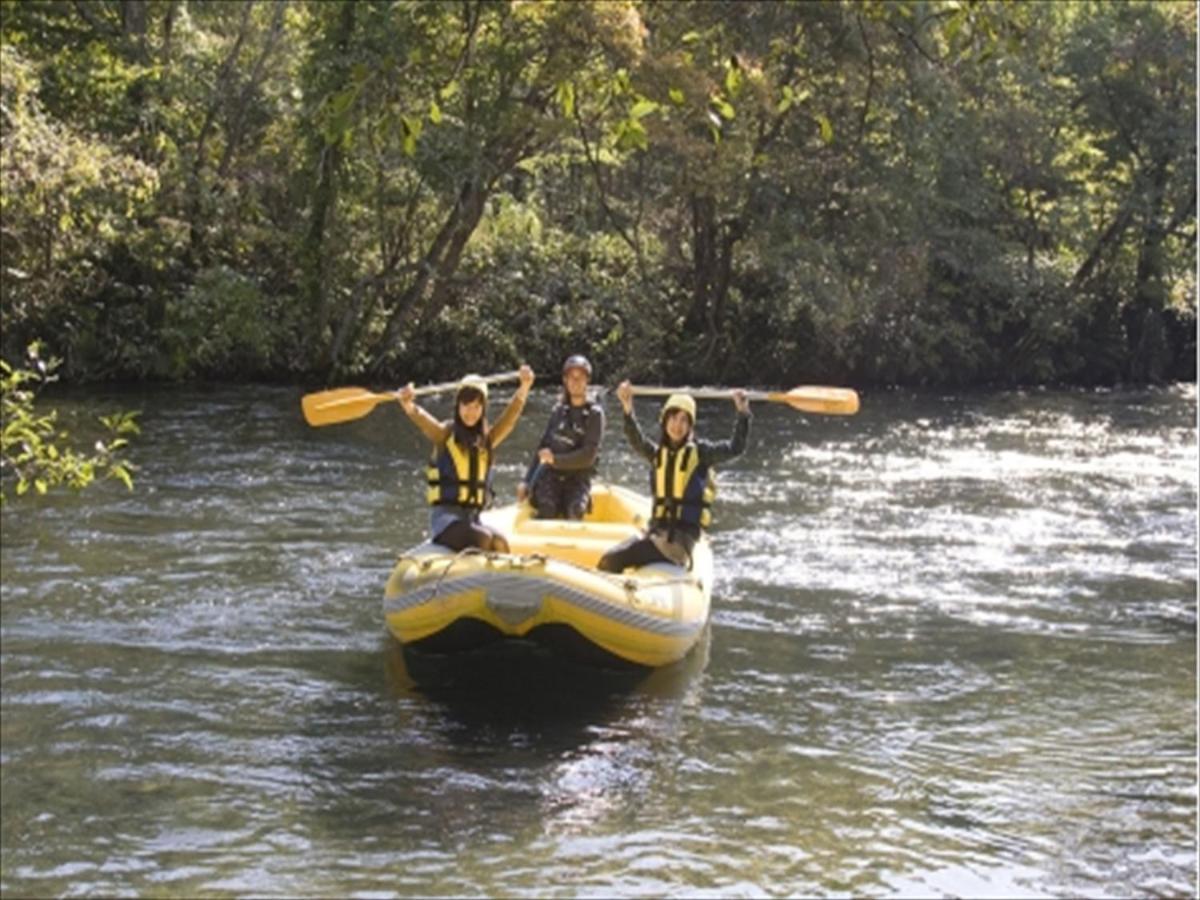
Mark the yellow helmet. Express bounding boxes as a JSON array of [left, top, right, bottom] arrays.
[[660, 393, 696, 424], [457, 374, 489, 403]]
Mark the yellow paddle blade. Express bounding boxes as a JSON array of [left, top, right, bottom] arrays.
[[301, 387, 394, 427], [301, 370, 522, 428], [767, 386, 860, 415]]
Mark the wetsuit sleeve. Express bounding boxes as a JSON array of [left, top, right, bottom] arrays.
[[522, 407, 560, 484], [551, 403, 605, 471], [698, 410, 751, 467], [622, 409, 658, 464]]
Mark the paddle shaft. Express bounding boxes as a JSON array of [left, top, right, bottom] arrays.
[[410, 370, 522, 398], [628, 384, 859, 415], [630, 386, 772, 401], [316, 370, 522, 410]]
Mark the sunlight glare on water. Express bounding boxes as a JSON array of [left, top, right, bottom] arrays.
[[1, 383, 1195, 897]]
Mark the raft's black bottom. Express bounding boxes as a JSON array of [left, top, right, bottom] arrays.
[[407, 617, 506, 654], [528, 623, 649, 671], [405, 618, 648, 672]]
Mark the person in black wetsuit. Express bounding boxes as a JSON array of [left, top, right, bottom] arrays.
[[517, 354, 605, 520]]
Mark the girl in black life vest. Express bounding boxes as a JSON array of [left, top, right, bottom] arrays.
[[598, 379, 750, 572], [398, 365, 534, 553]]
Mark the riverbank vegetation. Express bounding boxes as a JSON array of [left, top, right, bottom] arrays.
[[1, 343, 138, 502], [1, 0, 1195, 389]]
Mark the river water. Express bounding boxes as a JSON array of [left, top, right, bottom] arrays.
[[1, 382, 1196, 898]]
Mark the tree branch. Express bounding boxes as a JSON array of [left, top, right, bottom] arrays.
[[73, 0, 119, 36]]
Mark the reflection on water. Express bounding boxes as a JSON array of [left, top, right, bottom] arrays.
[[1, 383, 1195, 897]]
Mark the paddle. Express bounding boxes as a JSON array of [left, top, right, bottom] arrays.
[[629, 384, 860, 415], [527, 461, 546, 489], [302, 370, 522, 427]]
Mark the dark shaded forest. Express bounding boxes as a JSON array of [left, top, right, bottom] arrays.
[[2, 0, 1195, 389]]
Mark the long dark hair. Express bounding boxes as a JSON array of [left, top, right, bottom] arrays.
[[453, 387, 490, 448]]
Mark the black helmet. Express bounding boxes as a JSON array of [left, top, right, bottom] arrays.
[[562, 354, 592, 378]]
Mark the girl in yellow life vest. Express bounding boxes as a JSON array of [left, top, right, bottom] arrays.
[[398, 365, 534, 552], [598, 380, 751, 573]]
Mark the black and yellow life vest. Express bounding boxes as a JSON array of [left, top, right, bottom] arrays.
[[651, 442, 715, 528], [426, 433, 491, 509]]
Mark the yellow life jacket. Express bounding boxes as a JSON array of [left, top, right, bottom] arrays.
[[426, 432, 491, 509], [651, 442, 715, 528]]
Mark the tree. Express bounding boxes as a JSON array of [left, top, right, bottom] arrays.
[[1061, 1, 1196, 382], [296, 0, 648, 379]]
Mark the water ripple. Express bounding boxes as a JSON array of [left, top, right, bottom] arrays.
[[2, 384, 1195, 897]]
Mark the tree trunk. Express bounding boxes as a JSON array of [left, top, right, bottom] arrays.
[[302, 143, 342, 368], [186, 0, 255, 265], [1071, 203, 1135, 291], [683, 193, 743, 368], [217, 0, 287, 180], [161, 0, 180, 63], [363, 177, 490, 376], [360, 131, 536, 377], [299, 3, 356, 373], [684, 193, 717, 334], [1125, 163, 1171, 383], [121, 0, 147, 38]]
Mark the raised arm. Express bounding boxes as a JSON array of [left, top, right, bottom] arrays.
[[699, 390, 752, 466], [488, 364, 535, 447], [397, 385, 450, 444], [616, 380, 657, 464]]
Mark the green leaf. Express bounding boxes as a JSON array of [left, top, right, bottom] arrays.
[[945, 10, 965, 47], [712, 97, 735, 120], [401, 114, 422, 155], [555, 80, 576, 118], [629, 98, 659, 119], [816, 114, 833, 143], [669, 87, 685, 105], [777, 85, 794, 114], [724, 64, 742, 97], [613, 118, 648, 152], [429, 99, 443, 124]]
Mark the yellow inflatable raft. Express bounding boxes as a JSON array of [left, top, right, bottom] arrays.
[[382, 483, 712, 667]]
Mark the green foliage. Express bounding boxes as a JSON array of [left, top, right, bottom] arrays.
[[401, 195, 638, 383], [0, 0, 1193, 388], [0, 343, 139, 503], [159, 266, 276, 379], [0, 44, 159, 365]]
